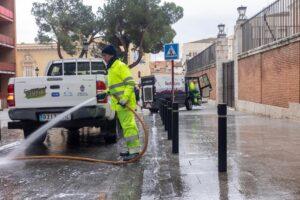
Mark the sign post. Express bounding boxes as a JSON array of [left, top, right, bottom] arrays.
[[164, 43, 179, 103]]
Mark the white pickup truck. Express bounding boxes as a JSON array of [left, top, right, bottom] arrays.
[[7, 58, 117, 144]]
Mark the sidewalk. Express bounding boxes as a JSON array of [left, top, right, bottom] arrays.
[[0, 109, 21, 147], [141, 104, 300, 200], [0, 109, 9, 128]]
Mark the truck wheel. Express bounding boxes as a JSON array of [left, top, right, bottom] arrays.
[[149, 108, 159, 113], [23, 126, 47, 145], [67, 128, 80, 144], [103, 119, 118, 144], [185, 99, 193, 110], [104, 134, 117, 144]]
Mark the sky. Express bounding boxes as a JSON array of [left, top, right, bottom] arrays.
[[15, 0, 275, 60]]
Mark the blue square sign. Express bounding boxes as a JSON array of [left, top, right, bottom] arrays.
[[164, 43, 179, 60]]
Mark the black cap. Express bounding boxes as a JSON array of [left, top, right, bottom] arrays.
[[102, 45, 117, 56]]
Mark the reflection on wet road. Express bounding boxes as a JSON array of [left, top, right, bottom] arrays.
[[0, 105, 300, 200]]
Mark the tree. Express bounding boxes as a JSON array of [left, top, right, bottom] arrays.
[[98, 0, 183, 68], [32, 0, 101, 59]]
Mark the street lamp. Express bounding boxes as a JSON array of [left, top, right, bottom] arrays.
[[35, 67, 39, 77], [237, 6, 247, 21], [217, 24, 226, 38], [83, 37, 89, 58]]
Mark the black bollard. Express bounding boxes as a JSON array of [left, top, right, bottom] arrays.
[[218, 103, 227, 172], [166, 101, 170, 132], [160, 99, 163, 119], [172, 102, 179, 154], [163, 101, 167, 131], [167, 101, 172, 140], [162, 99, 165, 125], [163, 100, 166, 127], [158, 99, 162, 118]]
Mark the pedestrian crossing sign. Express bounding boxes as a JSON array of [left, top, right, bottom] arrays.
[[164, 43, 179, 60]]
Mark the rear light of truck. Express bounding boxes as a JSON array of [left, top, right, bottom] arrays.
[[96, 81, 108, 103], [7, 84, 15, 107]]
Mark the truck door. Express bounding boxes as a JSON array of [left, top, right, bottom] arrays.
[[141, 76, 155, 109], [199, 73, 212, 98]]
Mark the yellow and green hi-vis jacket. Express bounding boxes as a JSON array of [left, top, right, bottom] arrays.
[[107, 59, 136, 111]]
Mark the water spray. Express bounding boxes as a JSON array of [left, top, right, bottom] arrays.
[[3, 95, 149, 165]]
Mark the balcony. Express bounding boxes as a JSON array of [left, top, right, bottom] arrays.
[[0, 34, 14, 48], [0, 5, 13, 22], [0, 62, 15, 73]]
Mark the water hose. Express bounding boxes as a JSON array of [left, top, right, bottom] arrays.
[[14, 95, 149, 165]]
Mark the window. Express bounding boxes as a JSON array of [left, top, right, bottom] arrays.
[[91, 62, 106, 74], [24, 66, 33, 77], [64, 62, 76, 75], [78, 62, 90, 75], [47, 63, 62, 76]]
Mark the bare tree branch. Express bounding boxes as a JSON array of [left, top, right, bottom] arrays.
[[57, 42, 64, 59], [129, 31, 146, 68]]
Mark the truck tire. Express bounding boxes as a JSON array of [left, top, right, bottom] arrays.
[[23, 126, 47, 145], [149, 108, 159, 113], [103, 119, 118, 144], [185, 98, 193, 111], [67, 128, 80, 144], [104, 134, 117, 144]]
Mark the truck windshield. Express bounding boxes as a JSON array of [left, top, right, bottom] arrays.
[[47, 63, 62, 76]]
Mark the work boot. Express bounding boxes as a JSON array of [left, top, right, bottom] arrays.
[[119, 151, 129, 157], [122, 153, 139, 161]]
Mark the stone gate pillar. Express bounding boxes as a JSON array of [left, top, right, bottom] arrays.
[[234, 6, 247, 108], [216, 25, 228, 104]]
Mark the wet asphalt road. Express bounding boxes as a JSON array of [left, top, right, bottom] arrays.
[[0, 105, 300, 200]]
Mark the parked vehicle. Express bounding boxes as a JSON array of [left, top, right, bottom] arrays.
[[140, 74, 212, 112], [185, 74, 212, 110], [140, 75, 186, 112], [7, 59, 117, 144]]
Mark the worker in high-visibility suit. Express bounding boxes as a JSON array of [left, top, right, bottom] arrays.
[[99, 45, 141, 161], [189, 80, 200, 105]]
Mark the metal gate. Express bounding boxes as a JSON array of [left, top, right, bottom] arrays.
[[223, 61, 235, 108]]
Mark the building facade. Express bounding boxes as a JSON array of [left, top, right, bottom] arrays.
[[236, 0, 300, 119], [186, 1, 300, 120], [0, 0, 16, 108], [16, 43, 151, 82], [150, 61, 183, 75], [182, 38, 216, 71], [127, 47, 151, 81]]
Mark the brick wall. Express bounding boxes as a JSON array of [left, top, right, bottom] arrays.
[[238, 40, 300, 108], [186, 64, 216, 100]]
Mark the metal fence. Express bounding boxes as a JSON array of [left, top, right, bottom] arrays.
[[186, 43, 216, 73], [242, 0, 300, 52]]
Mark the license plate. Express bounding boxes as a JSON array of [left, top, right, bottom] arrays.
[[39, 113, 71, 122]]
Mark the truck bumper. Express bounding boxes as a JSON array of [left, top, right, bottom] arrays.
[[8, 106, 107, 124], [8, 118, 111, 130]]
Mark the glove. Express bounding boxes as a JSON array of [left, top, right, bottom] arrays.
[[96, 91, 107, 101], [119, 99, 128, 107]]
